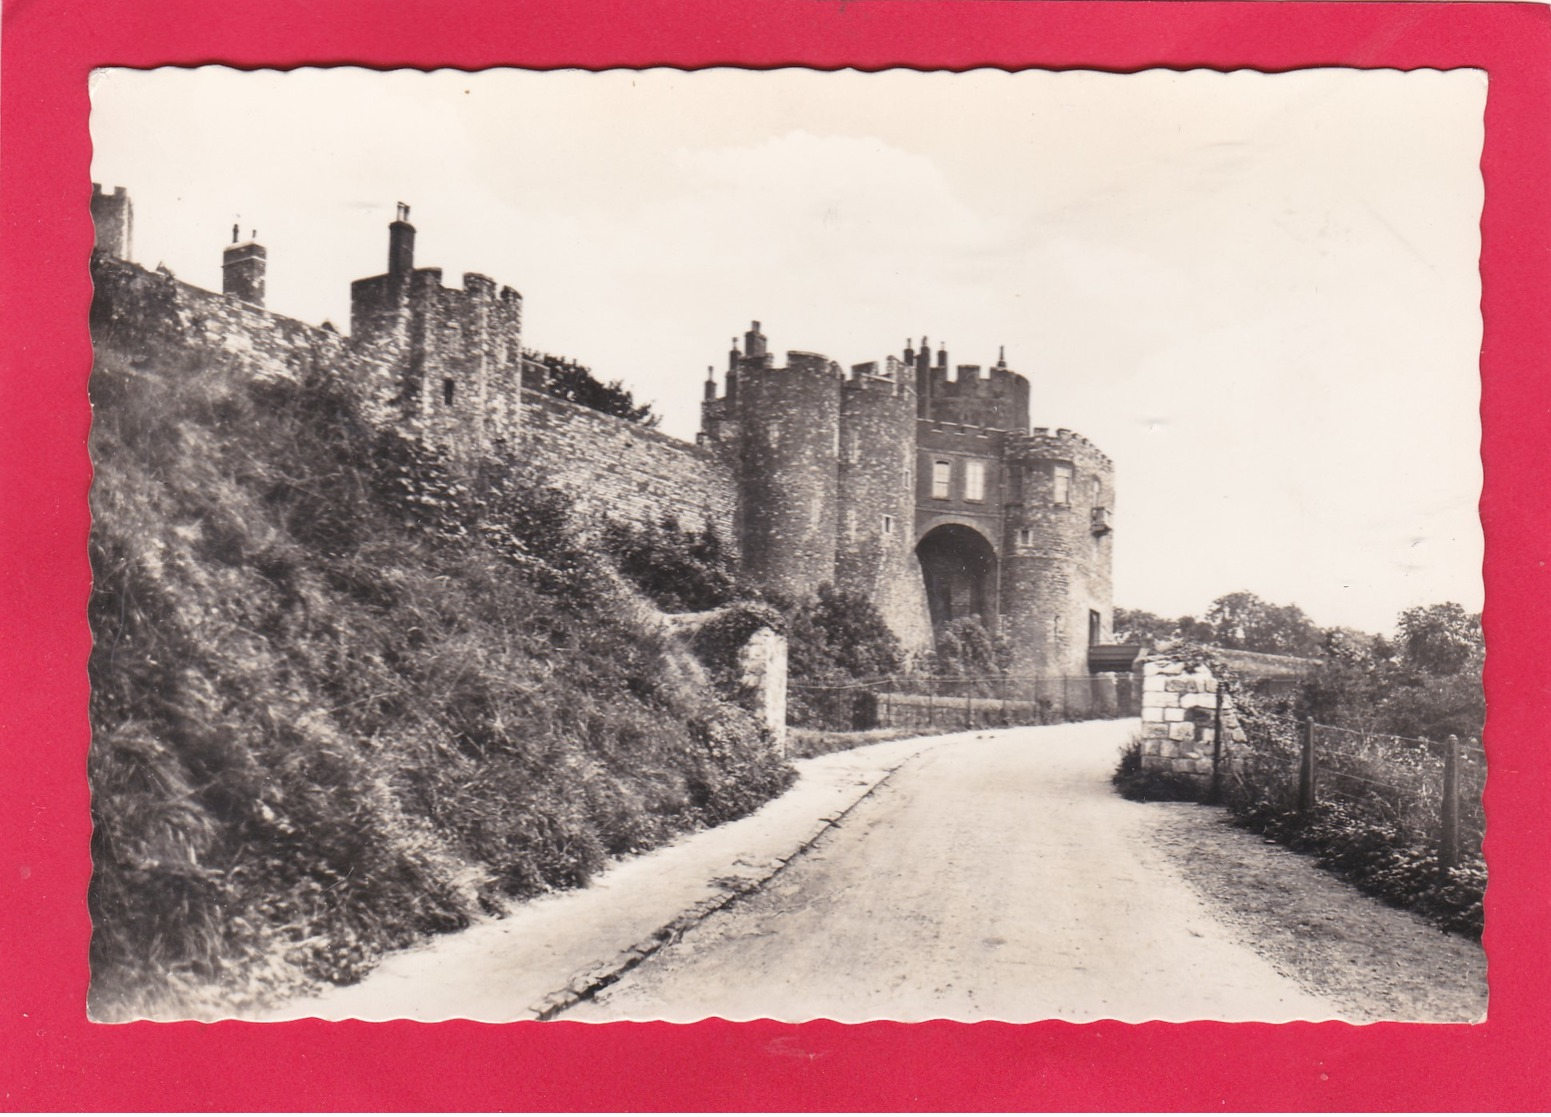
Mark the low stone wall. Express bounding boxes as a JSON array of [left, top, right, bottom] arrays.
[[876, 675, 1133, 733], [738, 627, 788, 754], [1136, 655, 1247, 779]]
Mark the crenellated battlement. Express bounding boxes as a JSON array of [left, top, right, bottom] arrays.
[[1011, 426, 1114, 470], [88, 183, 1114, 680]]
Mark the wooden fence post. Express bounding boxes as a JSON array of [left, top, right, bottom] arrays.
[[966, 684, 974, 731], [1440, 734, 1461, 877], [927, 674, 935, 732], [1208, 687, 1225, 805], [1297, 718, 1318, 813]]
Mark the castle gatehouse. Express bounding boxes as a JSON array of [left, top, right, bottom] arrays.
[[91, 188, 1114, 676]]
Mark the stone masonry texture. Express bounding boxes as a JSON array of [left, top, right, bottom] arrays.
[[91, 189, 1115, 678]]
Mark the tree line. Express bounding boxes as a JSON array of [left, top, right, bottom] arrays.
[[1118, 592, 1484, 742]]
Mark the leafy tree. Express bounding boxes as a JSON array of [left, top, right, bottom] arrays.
[[1396, 602, 1482, 677], [535, 354, 658, 427], [780, 584, 903, 684], [1112, 607, 1176, 646], [1295, 603, 1483, 742], [1206, 591, 1321, 656], [929, 615, 1012, 677]]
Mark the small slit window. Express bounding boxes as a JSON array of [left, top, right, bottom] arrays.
[[443, 378, 456, 406], [931, 460, 952, 499], [882, 514, 895, 535], [1053, 464, 1073, 505], [1016, 528, 1033, 546]]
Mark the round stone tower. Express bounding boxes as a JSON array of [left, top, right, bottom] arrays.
[[836, 357, 933, 654], [1001, 428, 1116, 676], [733, 340, 844, 599]]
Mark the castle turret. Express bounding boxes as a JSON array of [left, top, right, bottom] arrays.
[[1001, 428, 1115, 675], [91, 184, 133, 260], [724, 335, 843, 598], [350, 204, 524, 455], [222, 225, 267, 307], [837, 357, 932, 653]]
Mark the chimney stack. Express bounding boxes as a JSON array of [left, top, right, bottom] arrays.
[[222, 224, 267, 307], [389, 201, 415, 276]]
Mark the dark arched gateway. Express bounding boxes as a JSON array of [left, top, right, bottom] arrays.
[[915, 523, 998, 629]]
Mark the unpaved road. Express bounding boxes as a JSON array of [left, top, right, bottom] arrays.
[[565, 720, 1340, 1023], [281, 719, 1484, 1024]]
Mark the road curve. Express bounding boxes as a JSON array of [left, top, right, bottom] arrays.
[[563, 719, 1339, 1023]]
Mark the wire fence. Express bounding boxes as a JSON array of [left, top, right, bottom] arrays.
[[788, 672, 1142, 733], [1237, 710, 1485, 874]]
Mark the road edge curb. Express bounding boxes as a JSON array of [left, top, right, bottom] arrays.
[[526, 750, 922, 1020]]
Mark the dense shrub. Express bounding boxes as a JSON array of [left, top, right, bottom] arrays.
[[87, 348, 792, 1018], [1110, 736, 1206, 802], [779, 584, 904, 684], [602, 515, 739, 612], [1219, 685, 1484, 938], [927, 615, 1011, 679]]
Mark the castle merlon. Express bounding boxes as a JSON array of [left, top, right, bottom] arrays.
[[89, 185, 1114, 678]]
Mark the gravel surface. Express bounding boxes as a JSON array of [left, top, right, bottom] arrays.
[[565, 720, 1341, 1023], [1139, 801, 1487, 1022], [273, 718, 1485, 1024]]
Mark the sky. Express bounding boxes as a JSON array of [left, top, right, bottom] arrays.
[[89, 67, 1486, 636]]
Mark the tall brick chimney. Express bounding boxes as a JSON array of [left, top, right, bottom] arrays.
[[389, 201, 415, 276], [222, 224, 267, 306]]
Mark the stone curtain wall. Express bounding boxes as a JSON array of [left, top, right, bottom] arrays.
[[520, 389, 739, 552], [1136, 654, 1248, 779], [92, 255, 353, 388]]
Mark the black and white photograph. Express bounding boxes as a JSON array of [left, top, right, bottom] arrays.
[[86, 66, 1487, 1024]]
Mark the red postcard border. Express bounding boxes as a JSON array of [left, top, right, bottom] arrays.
[[3, 0, 1549, 1109]]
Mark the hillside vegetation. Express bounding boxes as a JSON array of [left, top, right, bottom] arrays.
[[87, 344, 792, 1019]]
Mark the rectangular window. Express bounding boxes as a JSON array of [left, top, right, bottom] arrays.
[[932, 460, 952, 499], [964, 459, 986, 502], [443, 378, 456, 406], [1016, 528, 1033, 547], [882, 514, 895, 535], [1053, 464, 1073, 505]]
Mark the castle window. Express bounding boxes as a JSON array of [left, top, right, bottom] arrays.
[[931, 460, 952, 499], [443, 378, 456, 406], [964, 459, 986, 502], [882, 514, 895, 535], [1053, 464, 1073, 505], [1016, 528, 1033, 547]]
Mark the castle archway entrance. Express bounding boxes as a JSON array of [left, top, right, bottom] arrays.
[[916, 523, 997, 630]]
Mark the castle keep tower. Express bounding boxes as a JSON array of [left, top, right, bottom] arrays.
[[704, 323, 1114, 674], [350, 203, 525, 455]]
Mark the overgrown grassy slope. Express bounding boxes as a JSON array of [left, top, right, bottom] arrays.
[[87, 348, 792, 1019]]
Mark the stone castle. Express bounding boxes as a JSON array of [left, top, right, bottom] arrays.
[[91, 184, 1114, 676]]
